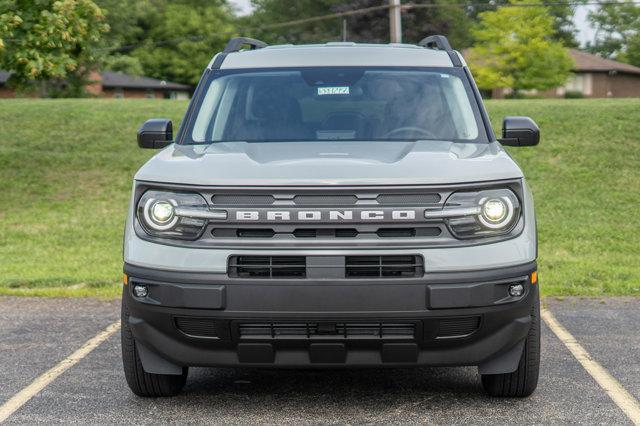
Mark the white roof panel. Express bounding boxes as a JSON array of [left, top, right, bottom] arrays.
[[215, 44, 457, 69]]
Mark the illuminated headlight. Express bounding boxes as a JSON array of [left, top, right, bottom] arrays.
[[427, 188, 521, 239], [479, 197, 514, 229], [143, 199, 178, 230], [137, 190, 211, 239], [151, 201, 174, 223]]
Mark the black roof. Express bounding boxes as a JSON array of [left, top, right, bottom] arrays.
[[0, 70, 191, 91]]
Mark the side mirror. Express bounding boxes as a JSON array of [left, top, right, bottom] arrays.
[[499, 116, 540, 147], [137, 119, 173, 149]]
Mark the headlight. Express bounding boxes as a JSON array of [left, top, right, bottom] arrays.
[[143, 199, 178, 230], [137, 190, 226, 239], [479, 197, 514, 229], [425, 188, 521, 238]]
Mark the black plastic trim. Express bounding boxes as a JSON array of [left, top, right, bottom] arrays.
[[123, 285, 538, 370], [124, 260, 536, 286], [210, 53, 228, 69], [418, 35, 462, 67], [209, 37, 268, 71], [223, 37, 267, 53]]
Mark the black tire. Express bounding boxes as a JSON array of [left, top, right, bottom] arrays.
[[481, 294, 541, 397], [121, 294, 188, 397]]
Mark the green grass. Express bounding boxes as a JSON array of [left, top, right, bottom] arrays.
[[0, 99, 187, 298], [0, 98, 638, 298]]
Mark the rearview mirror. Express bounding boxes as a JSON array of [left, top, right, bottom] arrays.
[[499, 116, 540, 147], [137, 119, 173, 149]]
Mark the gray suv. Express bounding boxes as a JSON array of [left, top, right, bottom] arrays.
[[122, 36, 541, 398]]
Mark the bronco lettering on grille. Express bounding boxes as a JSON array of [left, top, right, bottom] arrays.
[[234, 210, 417, 222]]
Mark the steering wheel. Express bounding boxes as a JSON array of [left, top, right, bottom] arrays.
[[382, 126, 438, 139]]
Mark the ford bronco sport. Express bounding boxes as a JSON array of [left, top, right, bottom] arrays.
[[122, 36, 541, 398]]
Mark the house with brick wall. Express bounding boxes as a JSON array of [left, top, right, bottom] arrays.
[[0, 70, 192, 99], [467, 49, 640, 99]]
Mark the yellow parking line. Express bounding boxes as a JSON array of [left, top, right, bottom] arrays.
[[0, 321, 121, 423], [542, 307, 640, 425]]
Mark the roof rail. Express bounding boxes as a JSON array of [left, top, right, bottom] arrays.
[[418, 35, 462, 67], [223, 37, 268, 53], [210, 37, 268, 69]]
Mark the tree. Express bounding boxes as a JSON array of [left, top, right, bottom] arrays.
[[588, 0, 640, 67], [94, 0, 235, 86], [546, 0, 588, 48], [93, 0, 162, 75], [243, 0, 583, 49], [102, 53, 144, 75], [94, 0, 162, 50], [467, 0, 573, 93], [0, 0, 108, 92], [466, 1, 585, 47], [244, 0, 475, 48], [333, 0, 474, 47], [242, 0, 340, 45]]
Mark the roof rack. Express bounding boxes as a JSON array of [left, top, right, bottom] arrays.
[[418, 35, 462, 67], [210, 37, 268, 69], [223, 37, 268, 53]]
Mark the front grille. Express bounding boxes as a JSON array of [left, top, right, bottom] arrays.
[[436, 316, 481, 338], [228, 256, 306, 278], [139, 182, 522, 249], [175, 317, 217, 338], [213, 227, 441, 239], [238, 322, 416, 340], [199, 186, 467, 248], [345, 255, 424, 278]]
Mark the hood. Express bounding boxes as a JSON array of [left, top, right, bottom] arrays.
[[134, 140, 523, 186]]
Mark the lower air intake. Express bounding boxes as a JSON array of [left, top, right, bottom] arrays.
[[174, 317, 217, 338], [238, 322, 416, 339], [228, 256, 306, 278], [345, 255, 424, 278], [436, 316, 481, 338]]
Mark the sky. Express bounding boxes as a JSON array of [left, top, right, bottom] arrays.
[[227, 1, 598, 47], [229, 0, 253, 16], [574, 5, 598, 46]]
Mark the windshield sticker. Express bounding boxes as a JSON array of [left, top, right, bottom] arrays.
[[317, 86, 350, 96]]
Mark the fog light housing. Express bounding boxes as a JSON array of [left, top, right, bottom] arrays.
[[133, 284, 148, 298], [508, 283, 524, 297]]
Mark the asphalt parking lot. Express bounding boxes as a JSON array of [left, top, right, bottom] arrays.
[[0, 296, 639, 424]]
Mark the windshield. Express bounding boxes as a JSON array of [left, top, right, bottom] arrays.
[[186, 67, 487, 144]]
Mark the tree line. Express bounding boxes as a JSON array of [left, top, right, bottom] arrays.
[[0, 0, 638, 97]]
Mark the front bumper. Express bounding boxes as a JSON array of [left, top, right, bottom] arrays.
[[123, 261, 538, 373]]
